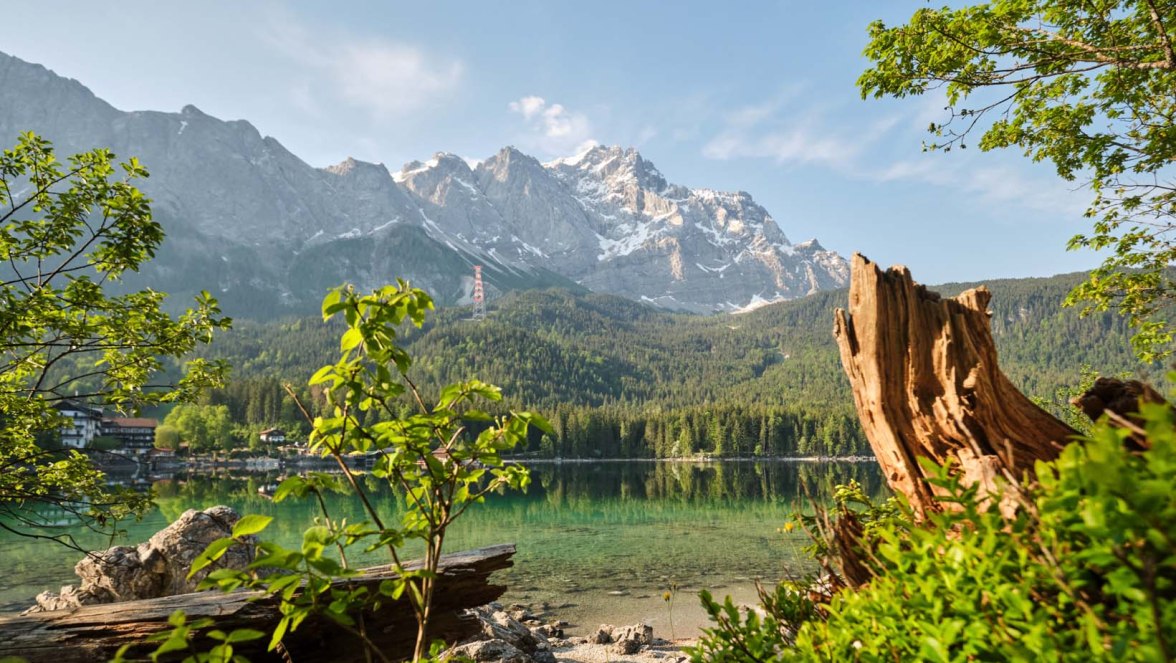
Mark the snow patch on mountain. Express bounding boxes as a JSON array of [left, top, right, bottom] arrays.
[[393, 157, 441, 183], [380, 142, 849, 312], [0, 48, 846, 314]]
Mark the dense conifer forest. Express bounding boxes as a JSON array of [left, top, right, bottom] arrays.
[[190, 270, 1161, 458]]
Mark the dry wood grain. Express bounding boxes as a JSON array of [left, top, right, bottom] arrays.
[[0, 543, 515, 662], [833, 254, 1076, 518]]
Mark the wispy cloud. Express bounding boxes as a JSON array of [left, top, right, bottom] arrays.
[[509, 96, 547, 121], [702, 123, 861, 168], [701, 92, 881, 169], [703, 91, 1085, 220], [508, 95, 597, 156], [878, 156, 1087, 217], [263, 15, 463, 117]]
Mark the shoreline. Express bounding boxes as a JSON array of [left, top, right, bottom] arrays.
[[106, 454, 877, 472], [508, 455, 877, 464]]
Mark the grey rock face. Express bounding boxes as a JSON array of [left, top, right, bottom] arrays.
[[446, 604, 558, 663], [577, 622, 655, 655], [475, 147, 603, 274], [0, 50, 847, 317], [544, 145, 848, 312], [479, 608, 542, 652], [611, 623, 654, 655], [589, 625, 615, 644], [447, 639, 530, 663], [26, 505, 254, 613]]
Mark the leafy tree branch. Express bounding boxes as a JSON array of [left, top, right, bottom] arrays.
[[859, 1, 1176, 361]]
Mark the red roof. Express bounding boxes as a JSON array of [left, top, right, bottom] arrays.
[[105, 417, 159, 428]]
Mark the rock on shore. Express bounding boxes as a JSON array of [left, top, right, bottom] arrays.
[[25, 505, 254, 613], [448, 603, 688, 663]]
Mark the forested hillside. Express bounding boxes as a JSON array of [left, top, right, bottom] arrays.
[[196, 271, 1162, 458]]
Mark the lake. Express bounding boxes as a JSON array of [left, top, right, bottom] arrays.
[[0, 460, 883, 638]]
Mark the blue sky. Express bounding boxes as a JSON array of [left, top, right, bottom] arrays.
[[2, 1, 1100, 283]]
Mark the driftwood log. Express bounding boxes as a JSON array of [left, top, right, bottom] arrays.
[[0, 543, 515, 663], [833, 254, 1078, 518]]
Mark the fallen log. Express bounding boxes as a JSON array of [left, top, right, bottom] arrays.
[[833, 254, 1078, 518], [0, 543, 515, 663]]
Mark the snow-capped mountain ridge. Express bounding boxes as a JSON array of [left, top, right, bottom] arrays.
[[0, 49, 847, 315], [377, 142, 848, 311]]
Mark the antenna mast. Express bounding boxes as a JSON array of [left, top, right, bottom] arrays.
[[472, 265, 485, 320]]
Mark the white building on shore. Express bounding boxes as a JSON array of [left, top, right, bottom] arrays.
[[54, 400, 104, 448]]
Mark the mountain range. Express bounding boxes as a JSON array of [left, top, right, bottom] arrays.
[[0, 51, 848, 317]]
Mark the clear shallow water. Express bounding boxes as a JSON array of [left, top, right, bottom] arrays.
[[0, 460, 883, 636]]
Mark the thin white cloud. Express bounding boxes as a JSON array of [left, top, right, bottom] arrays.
[[263, 15, 462, 117], [701, 91, 871, 169], [702, 123, 860, 169], [634, 125, 658, 146], [704, 92, 1085, 220], [333, 41, 463, 115], [508, 96, 597, 156], [879, 156, 1087, 217], [289, 81, 319, 116], [509, 96, 547, 121]]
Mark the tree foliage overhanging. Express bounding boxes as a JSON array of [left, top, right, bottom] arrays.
[[0, 132, 229, 541], [859, 0, 1176, 361]]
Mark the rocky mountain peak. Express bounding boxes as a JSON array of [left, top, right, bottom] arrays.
[[324, 156, 360, 176], [432, 151, 473, 170], [394, 152, 481, 207], [0, 49, 849, 316], [550, 145, 668, 193], [323, 156, 391, 179], [497, 145, 532, 160], [393, 152, 472, 184], [483, 146, 543, 174]]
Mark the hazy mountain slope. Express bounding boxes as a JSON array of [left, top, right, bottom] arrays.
[[0, 51, 846, 317]]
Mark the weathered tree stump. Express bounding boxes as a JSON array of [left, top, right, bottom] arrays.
[[1072, 377, 1169, 450], [833, 253, 1077, 518], [0, 543, 515, 663]]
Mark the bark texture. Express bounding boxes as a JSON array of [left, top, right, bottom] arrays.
[[0, 543, 515, 663], [1072, 377, 1169, 450], [833, 253, 1077, 518]]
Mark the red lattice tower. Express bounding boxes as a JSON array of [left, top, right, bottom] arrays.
[[472, 265, 485, 320]]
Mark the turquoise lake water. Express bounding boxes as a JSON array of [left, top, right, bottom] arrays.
[[0, 460, 883, 637]]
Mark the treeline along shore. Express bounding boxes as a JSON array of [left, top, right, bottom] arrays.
[[175, 274, 1159, 460]]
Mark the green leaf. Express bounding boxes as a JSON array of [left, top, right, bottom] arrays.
[[301, 525, 332, 558], [152, 630, 192, 656], [231, 514, 272, 538], [321, 288, 342, 321], [308, 364, 334, 386], [268, 615, 290, 652], [188, 537, 235, 578], [273, 476, 309, 502], [225, 628, 266, 644], [340, 327, 363, 352]]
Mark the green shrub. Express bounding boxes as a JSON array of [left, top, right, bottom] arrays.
[[88, 435, 123, 452], [692, 399, 1176, 662], [149, 283, 545, 663]]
